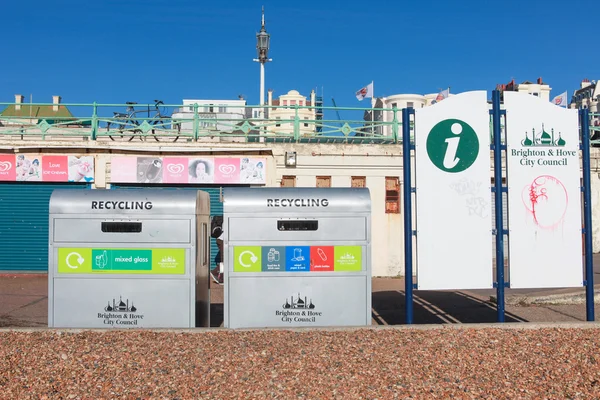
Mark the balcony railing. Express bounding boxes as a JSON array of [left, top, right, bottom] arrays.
[[0, 102, 406, 144], [0, 103, 597, 146]]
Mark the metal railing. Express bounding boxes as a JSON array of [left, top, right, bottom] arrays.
[[0, 102, 408, 144], [0, 102, 597, 145]]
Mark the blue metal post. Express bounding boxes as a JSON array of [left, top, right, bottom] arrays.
[[580, 108, 595, 321], [402, 107, 414, 324], [491, 90, 505, 322]]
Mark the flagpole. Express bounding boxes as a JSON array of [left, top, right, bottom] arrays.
[[371, 81, 375, 135]]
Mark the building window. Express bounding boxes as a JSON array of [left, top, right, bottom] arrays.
[[276, 117, 281, 127], [407, 102, 414, 108], [304, 117, 309, 127], [188, 106, 194, 112], [290, 100, 297, 106], [385, 177, 400, 213], [351, 176, 366, 187], [218, 106, 226, 113], [299, 101, 304, 106], [281, 176, 296, 187], [316, 176, 331, 188], [391, 103, 397, 109]]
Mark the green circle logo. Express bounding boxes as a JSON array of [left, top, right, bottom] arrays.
[[426, 119, 479, 173]]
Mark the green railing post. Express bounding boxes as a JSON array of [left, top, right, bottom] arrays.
[[193, 103, 199, 141], [392, 107, 398, 143], [91, 102, 98, 140], [293, 105, 300, 141]]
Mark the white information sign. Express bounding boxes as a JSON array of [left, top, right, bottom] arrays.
[[504, 92, 583, 289], [414, 91, 493, 290]]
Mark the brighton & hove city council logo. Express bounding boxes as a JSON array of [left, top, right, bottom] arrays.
[[426, 119, 479, 173], [521, 124, 566, 147]]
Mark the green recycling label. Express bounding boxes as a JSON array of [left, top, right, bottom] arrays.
[[57, 248, 185, 274], [233, 246, 262, 272]]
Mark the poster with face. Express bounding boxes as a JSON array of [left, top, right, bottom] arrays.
[[68, 156, 95, 182], [16, 155, 42, 181], [188, 158, 214, 183], [137, 157, 164, 184], [239, 157, 267, 184]]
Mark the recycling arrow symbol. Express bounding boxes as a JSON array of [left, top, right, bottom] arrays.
[[238, 250, 258, 268]]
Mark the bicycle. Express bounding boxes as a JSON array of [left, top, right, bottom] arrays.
[[106, 100, 181, 142]]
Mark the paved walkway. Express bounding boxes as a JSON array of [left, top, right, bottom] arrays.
[[1, 270, 599, 328]]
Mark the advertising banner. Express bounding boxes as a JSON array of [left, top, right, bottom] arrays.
[[504, 92, 583, 288], [0, 154, 94, 182], [111, 156, 267, 185], [414, 91, 493, 290]]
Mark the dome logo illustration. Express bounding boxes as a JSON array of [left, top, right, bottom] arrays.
[[426, 119, 479, 173]]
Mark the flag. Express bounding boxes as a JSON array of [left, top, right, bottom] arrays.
[[355, 82, 374, 101], [435, 88, 449, 103], [551, 91, 568, 107]]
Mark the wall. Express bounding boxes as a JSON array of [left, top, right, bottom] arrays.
[[2, 138, 600, 278], [270, 143, 403, 277]]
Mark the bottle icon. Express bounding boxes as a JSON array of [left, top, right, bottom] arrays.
[[95, 250, 108, 269], [317, 248, 327, 261]]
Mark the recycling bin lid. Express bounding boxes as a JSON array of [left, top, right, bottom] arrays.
[[49, 189, 208, 215], [223, 187, 371, 214]]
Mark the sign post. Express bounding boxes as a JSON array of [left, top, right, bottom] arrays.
[[580, 108, 595, 321]]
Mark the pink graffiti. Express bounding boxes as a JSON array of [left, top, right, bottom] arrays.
[[521, 175, 568, 230]]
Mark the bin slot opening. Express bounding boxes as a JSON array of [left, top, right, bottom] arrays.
[[101, 222, 142, 233], [277, 220, 318, 231]]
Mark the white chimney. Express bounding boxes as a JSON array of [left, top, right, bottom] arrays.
[[581, 79, 592, 89], [267, 89, 273, 107], [310, 89, 316, 111], [52, 95, 61, 112], [15, 94, 24, 111]]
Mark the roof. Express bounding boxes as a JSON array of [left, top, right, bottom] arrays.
[[573, 82, 597, 96], [0, 104, 74, 119], [520, 80, 547, 85]]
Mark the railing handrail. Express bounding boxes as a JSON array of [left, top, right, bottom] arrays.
[[0, 101, 596, 145]]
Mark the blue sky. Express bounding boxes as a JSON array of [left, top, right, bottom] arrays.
[[0, 0, 596, 112]]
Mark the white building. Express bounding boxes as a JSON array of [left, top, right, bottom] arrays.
[[172, 98, 248, 133], [376, 92, 455, 137], [266, 89, 317, 136], [497, 77, 552, 101], [570, 79, 599, 127]]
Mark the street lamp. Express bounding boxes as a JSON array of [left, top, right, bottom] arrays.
[[253, 6, 272, 117]]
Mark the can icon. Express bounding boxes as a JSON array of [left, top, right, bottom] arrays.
[[268, 248, 280, 262]]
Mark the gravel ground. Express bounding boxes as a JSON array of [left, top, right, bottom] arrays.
[[2, 327, 600, 399]]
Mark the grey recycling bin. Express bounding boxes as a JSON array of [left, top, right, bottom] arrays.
[[48, 189, 211, 328], [223, 187, 372, 329]]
